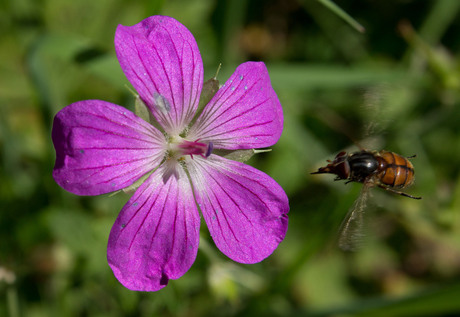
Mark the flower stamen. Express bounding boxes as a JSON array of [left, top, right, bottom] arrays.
[[178, 140, 213, 159]]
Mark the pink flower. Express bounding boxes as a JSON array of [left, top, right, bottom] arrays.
[[52, 16, 289, 291]]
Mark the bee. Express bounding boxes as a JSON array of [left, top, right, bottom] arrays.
[[311, 149, 421, 250]]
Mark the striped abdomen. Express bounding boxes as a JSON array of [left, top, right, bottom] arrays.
[[377, 151, 415, 188]]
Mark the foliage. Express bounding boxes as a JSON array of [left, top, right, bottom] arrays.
[[1, 0, 460, 316]]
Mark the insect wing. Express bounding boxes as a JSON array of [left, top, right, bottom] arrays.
[[338, 183, 371, 251]]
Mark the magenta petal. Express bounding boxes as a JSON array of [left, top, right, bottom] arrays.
[[188, 62, 283, 149], [52, 100, 166, 196], [187, 155, 289, 264], [115, 16, 204, 133], [107, 163, 200, 291]]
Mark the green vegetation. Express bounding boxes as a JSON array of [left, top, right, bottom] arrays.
[[1, 0, 460, 316]]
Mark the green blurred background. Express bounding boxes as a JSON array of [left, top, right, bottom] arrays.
[[1, 0, 460, 316]]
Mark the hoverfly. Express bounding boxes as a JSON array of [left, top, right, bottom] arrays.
[[311, 149, 421, 251]]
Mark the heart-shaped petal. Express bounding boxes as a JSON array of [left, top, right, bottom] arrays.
[[107, 162, 200, 291], [115, 16, 204, 134], [52, 100, 166, 196]]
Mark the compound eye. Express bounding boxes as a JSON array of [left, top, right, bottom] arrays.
[[335, 161, 350, 179]]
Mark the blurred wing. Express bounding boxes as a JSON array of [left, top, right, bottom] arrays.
[[338, 183, 371, 251]]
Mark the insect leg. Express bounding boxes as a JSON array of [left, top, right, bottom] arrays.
[[377, 185, 422, 199]]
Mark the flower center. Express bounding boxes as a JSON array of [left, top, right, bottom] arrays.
[[168, 136, 213, 160]]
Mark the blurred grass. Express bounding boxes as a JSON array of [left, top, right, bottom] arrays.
[[1, 0, 460, 316]]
